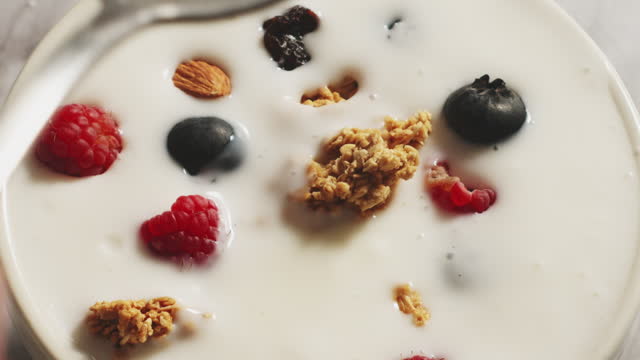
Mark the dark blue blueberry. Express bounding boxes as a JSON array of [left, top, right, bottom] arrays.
[[167, 117, 242, 175], [444, 75, 527, 144]]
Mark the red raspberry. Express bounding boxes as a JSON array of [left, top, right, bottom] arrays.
[[425, 163, 496, 214], [402, 356, 445, 360], [450, 181, 472, 207], [141, 195, 220, 265], [471, 188, 497, 213], [35, 104, 123, 177]]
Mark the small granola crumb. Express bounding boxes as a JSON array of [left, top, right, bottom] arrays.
[[425, 165, 459, 192], [87, 297, 180, 346], [202, 312, 214, 319], [302, 111, 432, 212], [394, 284, 430, 326], [302, 86, 346, 107], [301, 76, 359, 107]]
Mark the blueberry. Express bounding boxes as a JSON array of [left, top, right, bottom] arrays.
[[167, 117, 242, 175], [444, 75, 527, 144], [262, 6, 319, 71]]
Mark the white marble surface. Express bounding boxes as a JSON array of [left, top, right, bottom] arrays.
[[0, 0, 639, 358]]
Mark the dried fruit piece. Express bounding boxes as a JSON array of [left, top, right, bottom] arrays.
[[302, 112, 432, 213], [172, 60, 231, 99], [87, 297, 179, 346], [444, 74, 526, 144], [263, 5, 320, 36], [301, 76, 359, 107], [425, 164, 497, 214], [394, 284, 430, 326], [264, 32, 311, 71], [140, 195, 220, 265], [35, 104, 123, 177], [262, 6, 320, 71]]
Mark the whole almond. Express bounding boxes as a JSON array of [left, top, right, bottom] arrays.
[[172, 60, 231, 99]]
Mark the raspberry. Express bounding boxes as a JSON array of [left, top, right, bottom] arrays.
[[449, 181, 472, 207], [35, 104, 123, 177], [425, 163, 496, 214], [471, 189, 497, 213], [141, 195, 220, 265], [402, 356, 445, 360]]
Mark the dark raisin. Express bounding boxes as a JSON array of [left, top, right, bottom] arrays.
[[284, 5, 320, 35], [264, 32, 311, 71], [263, 5, 319, 36], [167, 117, 243, 175], [444, 75, 527, 144], [262, 6, 319, 71], [263, 17, 287, 34]]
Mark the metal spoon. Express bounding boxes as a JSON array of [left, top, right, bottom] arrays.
[[0, 0, 282, 186]]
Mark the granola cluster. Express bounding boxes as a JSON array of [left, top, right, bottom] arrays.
[[301, 77, 359, 107], [425, 165, 459, 191], [302, 87, 347, 107], [394, 284, 430, 327], [87, 297, 179, 346], [303, 112, 432, 212]]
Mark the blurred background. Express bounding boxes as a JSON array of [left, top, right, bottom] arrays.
[[0, 0, 639, 358]]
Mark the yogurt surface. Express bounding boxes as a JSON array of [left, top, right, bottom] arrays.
[[3, 0, 640, 359]]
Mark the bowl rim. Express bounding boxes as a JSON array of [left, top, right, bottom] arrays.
[[1, 0, 640, 358]]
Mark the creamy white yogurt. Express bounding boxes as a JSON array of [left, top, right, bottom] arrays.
[[3, 0, 640, 359]]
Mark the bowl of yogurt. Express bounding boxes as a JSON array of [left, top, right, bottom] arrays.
[[1, 0, 640, 359]]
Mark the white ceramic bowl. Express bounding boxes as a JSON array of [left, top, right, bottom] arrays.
[[1, 0, 640, 359]]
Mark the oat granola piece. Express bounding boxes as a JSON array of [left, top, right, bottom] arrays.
[[302, 86, 346, 107], [303, 111, 432, 212], [425, 165, 459, 192], [301, 77, 359, 107], [87, 297, 180, 346], [394, 284, 430, 327]]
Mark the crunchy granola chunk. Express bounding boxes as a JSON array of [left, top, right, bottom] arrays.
[[87, 297, 179, 346], [394, 284, 430, 327], [302, 111, 432, 212], [425, 165, 459, 191], [302, 87, 346, 107], [301, 77, 359, 107]]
